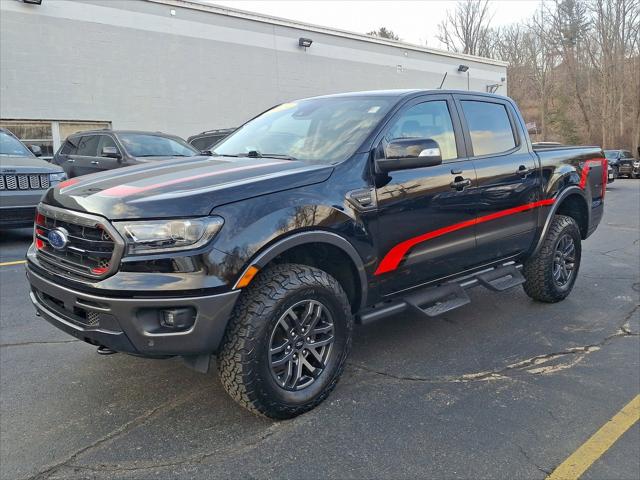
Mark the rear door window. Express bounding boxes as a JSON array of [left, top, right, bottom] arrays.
[[75, 135, 100, 156], [461, 100, 516, 156], [60, 138, 78, 155]]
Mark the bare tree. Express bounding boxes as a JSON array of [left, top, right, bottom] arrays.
[[436, 0, 494, 56], [367, 27, 400, 40]]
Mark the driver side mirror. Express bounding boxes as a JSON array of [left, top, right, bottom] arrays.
[[101, 146, 121, 159], [29, 145, 42, 157], [375, 138, 442, 174]]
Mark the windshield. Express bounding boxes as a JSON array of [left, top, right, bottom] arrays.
[[604, 151, 619, 159], [0, 131, 33, 157], [118, 134, 198, 157], [213, 97, 393, 164]]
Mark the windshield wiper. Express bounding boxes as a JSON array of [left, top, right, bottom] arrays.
[[237, 151, 297, 161]]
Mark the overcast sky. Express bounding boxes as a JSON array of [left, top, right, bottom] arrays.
[[209, 1, 543, 48]]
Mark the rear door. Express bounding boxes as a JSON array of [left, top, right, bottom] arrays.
[[454, 95, 542, 263], [69, 135, 100, 176], [373, 94, 478, 295]]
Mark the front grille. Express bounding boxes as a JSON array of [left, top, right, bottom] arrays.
[[35, 205, 124, 280], [0, 174, 51, 190]]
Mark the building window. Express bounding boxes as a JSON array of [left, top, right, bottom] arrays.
[[0, 119, 111, 157], [0, 120, 53, 157]]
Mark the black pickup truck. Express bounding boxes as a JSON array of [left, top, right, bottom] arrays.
[[26, 90, 607, 418]]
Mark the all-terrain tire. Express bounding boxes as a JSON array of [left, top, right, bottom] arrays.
[[218, 263, 353, 419], [522, 215, 582, 303]]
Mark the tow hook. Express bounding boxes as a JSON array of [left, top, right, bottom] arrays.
[[97, 345, 117, 355]]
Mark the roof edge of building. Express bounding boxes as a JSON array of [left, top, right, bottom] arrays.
[[145, 0, 509, 67]]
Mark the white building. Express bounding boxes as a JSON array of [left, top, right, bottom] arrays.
[[0, 0, 508, 155]]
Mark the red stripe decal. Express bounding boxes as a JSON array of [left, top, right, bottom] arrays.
[[374, 199, 555, 276], [579, 158, 607, 198], [58, 177, 80, 190], [96, 161, 286, 197]]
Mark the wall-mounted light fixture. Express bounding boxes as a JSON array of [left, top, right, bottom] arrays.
[[457, 64, 471, 90], [22, 0, 43, 4], [298, 37, 313, 49]]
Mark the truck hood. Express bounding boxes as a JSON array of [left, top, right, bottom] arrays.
[[43, 155, 334, 220], [0, 155, 64, 173]]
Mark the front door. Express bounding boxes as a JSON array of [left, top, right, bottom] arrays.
[[454, 95, 542, 262], [373, 95, 478, 295], [94, 135, 123, 173]]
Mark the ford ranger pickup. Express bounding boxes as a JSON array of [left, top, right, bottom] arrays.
[[26, 90, 607, 418]]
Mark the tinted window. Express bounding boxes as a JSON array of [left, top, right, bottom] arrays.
[[75, 135, 100, 156], [604, 151, 619, 159], [118, 134, 198, 157], [60, 139, 77, 155], [98, 135, 120, 156], [0, 131, 33, 157], [214, 97, 393, 164], [623, 151, 633, 158], [385, 100, 457, 160], [461, 101, 516, 156], [190, 136, 215, 151]]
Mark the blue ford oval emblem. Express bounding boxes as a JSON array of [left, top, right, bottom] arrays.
[[47, 228, 69, 250]]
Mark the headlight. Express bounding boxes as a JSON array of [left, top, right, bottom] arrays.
[[49, 172, 67, 185], [113, 217, 224, 255], [633, 161, 640, 167]]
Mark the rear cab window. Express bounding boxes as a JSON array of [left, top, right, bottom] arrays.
[[460, 100, 517, 156]]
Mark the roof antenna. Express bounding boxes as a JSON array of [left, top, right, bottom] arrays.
[[437, 72, 448, 89]]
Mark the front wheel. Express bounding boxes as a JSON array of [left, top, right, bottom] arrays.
[[218, 263, 353, 419], [522, 215, 582, 303]]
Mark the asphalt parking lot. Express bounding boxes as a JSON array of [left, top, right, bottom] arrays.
[[1, 180, 638, 480]]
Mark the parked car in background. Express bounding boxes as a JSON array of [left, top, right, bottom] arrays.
[[607, 163, 615, 183], [188, 128, 235, 151], [605, 149, 638, 178], [53, 130, 200, 178], [0, 128, 66, 228]]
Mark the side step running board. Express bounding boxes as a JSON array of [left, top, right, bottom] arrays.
[[476, 265, 525, 292], [404, 283, 470, 317], [358, 262, 524, 325]]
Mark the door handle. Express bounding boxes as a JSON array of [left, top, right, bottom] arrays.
[[67, 159, 75, 163], [450, 177, 471, 190], [517, 165, 532, 176], [91, 161, 99, 165]]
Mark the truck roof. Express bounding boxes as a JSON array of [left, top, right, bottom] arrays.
[[306, 89, 513, 102]]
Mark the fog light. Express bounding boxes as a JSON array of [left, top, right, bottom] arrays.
[[160, 307, 195, 330]]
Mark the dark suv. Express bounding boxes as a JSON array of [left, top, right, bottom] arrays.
[[53, 130, 199, 178], [605, 149, 639, 178], [27, 90, 607, 418]]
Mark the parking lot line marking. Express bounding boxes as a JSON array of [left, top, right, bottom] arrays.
[[0, 260, 26, 267], [547, 394, 640, 480]]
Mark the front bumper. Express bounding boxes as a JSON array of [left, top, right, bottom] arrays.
[[27, 266, 241, 356], [618, 164, 639, 175]]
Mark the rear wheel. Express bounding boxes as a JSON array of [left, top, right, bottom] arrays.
[[218, 263, 352, 419], [522, 215, 582, 303]]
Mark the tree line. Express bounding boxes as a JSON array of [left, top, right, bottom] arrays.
[[370, 0, 640, 154]]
